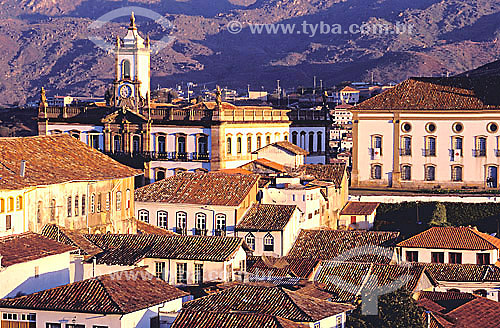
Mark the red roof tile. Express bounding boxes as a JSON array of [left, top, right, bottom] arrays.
[[135, 172, 259, 206], [254, 141, 309, 156], [446, 297, 500, 328], [397, 226, 500, 250], [422, 263, 500, 282], [340, 201, 380, 215], [0, 268, 188, 314], [237, 204, 297, 231], [41, 224, 102, 257], [0, 232, 75, 267], [0, 135, 141, 190], [136, 220, 177, 235]]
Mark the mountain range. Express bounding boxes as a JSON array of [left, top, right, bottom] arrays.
[[1, 0, 500, 106]]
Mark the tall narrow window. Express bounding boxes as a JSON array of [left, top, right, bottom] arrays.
[[195, 213, 207, 235], [176, 263, 187, 284], [194, 263, 204, 285], [74, 196, 79, 216], [237, 136, 242, 154], [198, 136, 208, 155], [67, 197, 72, 217], [266, 135, 271, 145], [113, 135, 121, 152], [106, 192, 110, 211], [7, 197, 14, 212], [132, 135, 141, 153], [158, 135, 166, 153], [247, 136, 252, 153], [215, 214, 226, 236], [116, 191, 122, 210], [425, 165, 436, 181], [82, 195, 86, 216], [176, 212, 187, 235], [263, 233, 274, 252], [5, 215, 11, 230], [37, 201, 42, 223], [371, 164, 382, 180], [126, 189, 131, 209], [177, 135, 186, 155], [50, 199, 56, 220], [245, 233, 255, 250], [227, 137, 232, 155], [401, 136, 411, 155], [97, 193, 102, 212], [138, 210, 149, 223], [257, 136, 262, 149], [401, 165, 411, 181], [0, 198, 4, 213], [452, 166, 463, 182], [91, 194, 95, 213], [16, 196, 22, 210], [475, 137, 487, 157], [425, 136, 436, 156], [122, 59, 131, 79], [309, 132, 314, 153], [317, 132, 322, 153], [155, 262, 166, 280], [292, 132, 298, 145], [157, 211, 168, 229]]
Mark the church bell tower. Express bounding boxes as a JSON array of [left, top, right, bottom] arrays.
[[113, 12, 151, 111]]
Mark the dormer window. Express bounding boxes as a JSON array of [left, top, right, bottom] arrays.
[[122, 60, 131, 79]]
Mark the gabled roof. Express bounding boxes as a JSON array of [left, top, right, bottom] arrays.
[[85, 234, 247, 264], [443, 297, 500, 328], [253, 141, 309, 156], [422, 263, 500, 282], [0, 268, 188, 314], [236, 204, 298, 231], [287, 229, 400, 262], [340, 201, 380, 216], [292, 163, 347, 187], [136, 220, 177, 236], [172, 310, 310, 328], [0, 232, 75, 267], [340, 86, 359, 93], [247, 256, 319, 279], [397, 226, 500, 250], [134, 172, 259, 206], [181, 284, 354, 322], [41, 224, 102, 257], [352, 76, 500, 111], [0, 135, 142, 190]]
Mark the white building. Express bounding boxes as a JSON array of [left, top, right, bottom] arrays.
[[235, 204, 301, 257], [339, 201, 379, 230], [397, 226, 500, 265], [251, 141, 308, 169], [0, 268, 189, 328], [0, 232, 75, 298], [352, 76, 500, 189], [134, 172, 259, 236]]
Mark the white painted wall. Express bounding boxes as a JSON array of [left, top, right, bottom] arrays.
[[399, 247, 498, 265]]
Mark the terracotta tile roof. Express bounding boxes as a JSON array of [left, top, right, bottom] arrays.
[[416, 298, 447, 313], [85, 234, 247, 263], [422, 263, 500, 282], [253, 141, 309, 156], [136, 220, 177, 235], [353, 76, 500, 111], [416, 291, 477, 314], [237, 204, 297, 231], [253, 158, 288, 172], [134, 172, 259, 206], [247, 256, 319, 279], [292, 163, 347, 187], [0, 268, 188, 314], [340, 201, 380, 215], [217, 168, 254, 175], [341, 86, 359, 92], [417, 291, 477, 302], [41, 224, 102, 257], [287, 229, 400, 261], [446, 297, 500, 328], [181, 284, 354, 322], [312, 261, 432, 303], [397, 226, 500, 250], [0, 232, 75, 267], [172, 310, 310, 328], [0, 135, 141, 190]]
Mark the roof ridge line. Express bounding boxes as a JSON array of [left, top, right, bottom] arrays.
[[468, 227, 498, 249], [95, 275, 126, 314], [281, 288, 314, 322]]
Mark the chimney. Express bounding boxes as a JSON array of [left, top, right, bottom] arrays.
[[20, 160, 26, 178]]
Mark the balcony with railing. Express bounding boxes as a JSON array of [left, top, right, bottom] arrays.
[[176, 227, 188, 235], [399, 148, 412, 156], [103, 151, 210, 162], [194, 228, 208, 236], [214, 229, 226, 237], [422, 148, 436, 157], [495, 149, 500, 157], [473, 149, 487, 157]]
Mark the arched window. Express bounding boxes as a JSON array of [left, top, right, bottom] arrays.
[[309, 132, 314, 153], [425, 165, 436, 181], [284, 134, 288, 141], [138, 210, 149, 223], [215, 214, 226, 236], [114, 135, 122, 152], [126, 189, 131, 209], [300, 132, 306, 148], [122, 59, 131, 79], [176, 212, 187, 234], [74, 196, 79, 216], [132, 135, 141, 153], [16, 196, 22, 210], [247, 135, 252, 153], [402, 136, 412, 155], [156, 168, 166, 181], [227, 137, 232, 155], [198, 135, 208, 155], [237, 136, 242, 154], [177, 135, 186, 155], [157, 135, 166, 153], [157, 211, 168, 228], [7, 197, 14, 212], [452, 166, 463, 182], [401, 165, 411, 181], [70, 131, 80, 139], [116, 191, 122, 210], [245, 233, 255, 250], [82, 195, 86, 215], [264, 233, 274, 252], [292, 132, 298, 145], [91, 194, 95, 213], [67, 197, 72, 217], [256, 136, 262, 149], [371, 165, 382, 180], [266, 135, 271, 145], [317, 132, 322, 153], [195, 213, 207, 235], [97, 193, 102, 212], [0, 198, 5, 213]]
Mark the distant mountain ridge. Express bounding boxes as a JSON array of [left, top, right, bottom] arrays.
[[1, 0, 500, 106]]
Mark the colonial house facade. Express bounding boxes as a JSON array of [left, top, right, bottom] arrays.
[[0, 135, 141, 236], [134, 172, 259, 236], [339, 201, 379, 230], [351, 76, 500, 189], [37, 15, 329, 182], [0, 233, 75, 298]]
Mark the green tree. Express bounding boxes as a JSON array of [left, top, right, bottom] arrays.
[[429, 203, 449, 227], [346, 290, 425, 328]]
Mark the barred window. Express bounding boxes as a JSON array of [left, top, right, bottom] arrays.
[[452, 166, 463, 182], [401, 165, 411, 181], [425, 166, 436, 181], [371, 164, 382, 180]]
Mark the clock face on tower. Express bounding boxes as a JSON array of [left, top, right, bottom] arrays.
[[119, 84, 132, 98]]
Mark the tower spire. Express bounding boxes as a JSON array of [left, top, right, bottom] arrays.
[[130, 12, 136, 29]]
